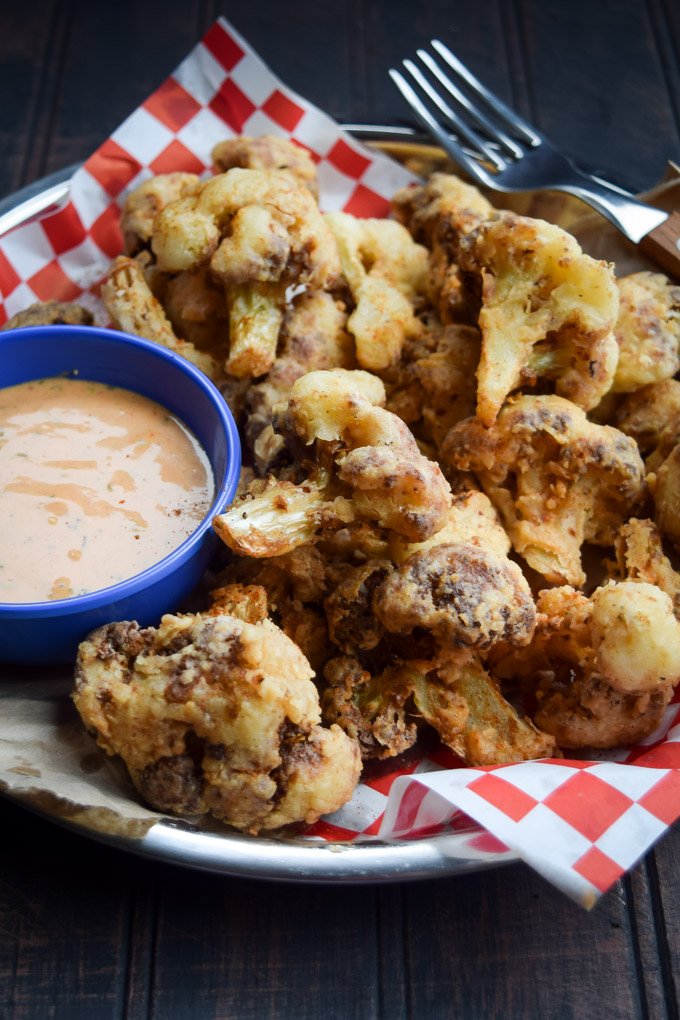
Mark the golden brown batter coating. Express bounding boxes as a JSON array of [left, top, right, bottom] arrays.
[[325, 213, 428, 369], [392, 172, 493, 324], [457, 213, 619, 424], [612, 518, 680, 618], [495, 581, 680, 748], [1, 300, 94, 330], [382, 323, 480, 452], [102, 255, 222, 380], [73, 609, 361, 833], [373, 542, 536, 651], [442, 395, 646, 587], [121, 172, 201, 255], [212, 134, 318, 195], [322, 651, 554, 765], [614, 378, 680, 454], [611, 271, 680, 393]]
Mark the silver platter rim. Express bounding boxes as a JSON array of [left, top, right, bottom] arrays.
[[0, 127, 519, 883]]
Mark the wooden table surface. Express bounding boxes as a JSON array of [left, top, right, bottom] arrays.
[[2, 2, 680, 1017]]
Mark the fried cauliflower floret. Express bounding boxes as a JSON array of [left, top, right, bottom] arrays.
[[283, 369, 451, 541], [121, 173, 201, 255], [323, 559, 394, 656], [610, 272, 680, 393], [373, 542, 536, 651], [73, 612, 361, 834], [162, 265, 229, 354], [1, 300, 94, 330], [441, 395, 646, 587], [215, 368, 451, 556], [152, 168, 339, 286], [392, 173, 493, 324], [387, 489, 511, 565], [382, 323, 480, 451], [495, 581, 680, 748], [613, 518, 680, 618], [102, 255, 222, 381], [614, 378, 680, 454], [325, 212, 428, 369], [322, 652, 554, 765], [151, 168, 340, 380], [649, 446, 680, 553], [392, 172, 493, 246], [213, 474, 355, 559], [245, 290, 355, 468], [457, 213, 619, 425], [212, 135, 318, 196]]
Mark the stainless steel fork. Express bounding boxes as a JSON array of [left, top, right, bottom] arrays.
[[390, 40, 680, 276]]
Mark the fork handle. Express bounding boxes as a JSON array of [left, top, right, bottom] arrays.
[[638, 213, 680, 280]]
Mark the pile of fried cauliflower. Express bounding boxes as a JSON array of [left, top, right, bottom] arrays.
[[13, 134, 680, 835]]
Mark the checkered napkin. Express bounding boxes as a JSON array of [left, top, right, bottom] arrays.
[[0, 17, 415, 324], [2, 18, 680, 908]]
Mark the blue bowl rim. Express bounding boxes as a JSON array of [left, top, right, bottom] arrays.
[[0, 324, 241, 619]]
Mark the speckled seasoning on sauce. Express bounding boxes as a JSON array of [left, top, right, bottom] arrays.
[[0, 377, 214, 603]]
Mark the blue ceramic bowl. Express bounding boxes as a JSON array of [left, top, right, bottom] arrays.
[[0, 325, 241, 664]]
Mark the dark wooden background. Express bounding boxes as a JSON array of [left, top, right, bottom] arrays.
[[1, 1, 680, 1017]]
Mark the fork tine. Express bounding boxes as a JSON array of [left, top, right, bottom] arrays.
[[388, 68, 497, 189], [402, 59, 507, 171], [431, 39, 541, 146], [416, 49, 524, 160]]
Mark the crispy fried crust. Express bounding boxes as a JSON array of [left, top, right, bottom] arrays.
[[611, 271, 680, 393], [1, 300, 94, 330], [442, 395, 646, 586], [373, 543, 536, 650], [102, 255, 222, 380], [212, 135, 319, 196], [458, 213, 619, 424], [494, 581, 680, 748], [73, 610, 361, 833], [325, 213, 428, 369]]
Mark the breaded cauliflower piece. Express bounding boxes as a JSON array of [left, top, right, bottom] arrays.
[[612, 518, 680, 618], [73, 611, 361, 834], [441, 395, 646, 587], [324, 559, 394, 656], [382, 323, 480, 452], [392, 172, 493, 246], [216, 370, 451, 555], [283, 369, 452, 541], [151, 168, 340, 379], [322, 652, 554, 765], [101, 255, 222, 381], [152, 168, 338, 285], [610, 272, 680, 393], [245, 290, 355, 469], [213, 474, 355, 559], [457, 213, 619, 425], [215, 548, 333, 672], [495, 581, 680, 748], [373, 542, 536, 651], [212, 134, 318, 196], [649, 446, 680, 553], [325, 212, 428, 370], [161, 265, 229, 355], [392, 172, 493, 324], [614, 378, 680, 454], [121, 172, 201, 255], [1, 300, 94, 330], [387, 489, 511, 565]]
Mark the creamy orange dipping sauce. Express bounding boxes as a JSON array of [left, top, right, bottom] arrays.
[[0, 377, 214, 603]]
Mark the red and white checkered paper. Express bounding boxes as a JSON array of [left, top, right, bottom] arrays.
[[3, 18, 680, 907]]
